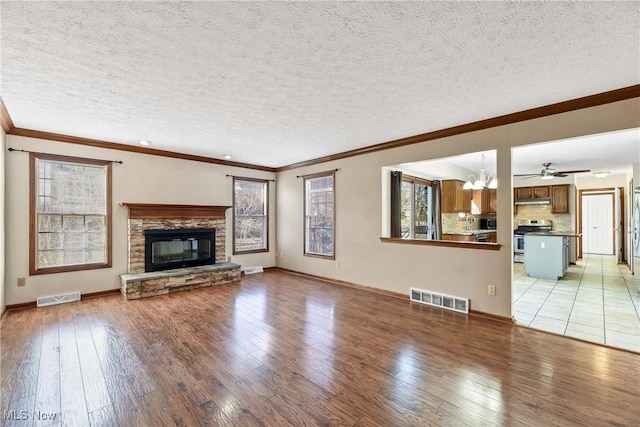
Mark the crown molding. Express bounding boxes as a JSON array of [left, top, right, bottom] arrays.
[[275, 84, 640, 172], [8, 127, 276, 172], [0, 97, 15, 133]]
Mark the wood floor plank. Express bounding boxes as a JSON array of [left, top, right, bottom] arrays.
[[1, 270, 639, 426]]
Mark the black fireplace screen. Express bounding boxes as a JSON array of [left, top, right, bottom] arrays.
[[144, 228, 215, 272]]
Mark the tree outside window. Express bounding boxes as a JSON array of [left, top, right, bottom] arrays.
[[233, 177, 268, 254], [304, 172, 335, 258], [30, 153, 112, 275]]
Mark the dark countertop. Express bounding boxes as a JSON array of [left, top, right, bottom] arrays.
[[526, 231, 582, 237], [443, 229, 497, 236]]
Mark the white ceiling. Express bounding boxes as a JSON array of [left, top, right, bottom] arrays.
[[1, 2, 639, 168]]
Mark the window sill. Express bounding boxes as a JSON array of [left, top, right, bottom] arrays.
[[380, 237, 501, 251], [304, 253, 336, 260], [30, 262, 112, 276], [233, 248, 269, 255]]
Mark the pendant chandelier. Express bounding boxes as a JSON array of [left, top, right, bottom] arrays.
[[463, 154, 497, 190]]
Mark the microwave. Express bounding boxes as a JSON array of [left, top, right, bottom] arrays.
[[480, 218, 497, 230]]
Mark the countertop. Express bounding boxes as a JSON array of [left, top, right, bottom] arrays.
[[525, 231, 582, 237], [443, 229, 497, 236]]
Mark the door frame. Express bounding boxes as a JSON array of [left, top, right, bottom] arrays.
[[577, 187, 624, 259]]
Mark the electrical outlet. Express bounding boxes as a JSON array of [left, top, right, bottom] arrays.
[[336, 261, 340, 268], [488, 285, 496, 296], [541, 242, 546, 249], [17, 277, 26, 287]]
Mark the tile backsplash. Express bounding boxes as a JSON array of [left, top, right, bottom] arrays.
[[442, 213, 479, 233], [514, 205, 573, 232]]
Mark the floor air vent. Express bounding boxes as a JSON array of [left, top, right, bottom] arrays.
[[410, 288, 469, 314], [243, 266, 264, 275], [36, 292, 81, 308]]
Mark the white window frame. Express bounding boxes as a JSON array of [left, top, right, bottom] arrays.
[[304, 171, 335, 259], [233, 177, 269, 254]]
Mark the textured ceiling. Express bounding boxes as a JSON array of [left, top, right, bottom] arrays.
[[1, 1, 639, 167]]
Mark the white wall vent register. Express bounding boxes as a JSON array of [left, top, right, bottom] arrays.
[[36, 292, 81, 307], [243, 266, 264, 275], [410, 287, 469, 314]]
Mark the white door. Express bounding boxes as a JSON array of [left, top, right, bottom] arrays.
[[582, 194, 614, 255]]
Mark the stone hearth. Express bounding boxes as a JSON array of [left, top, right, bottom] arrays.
[[119, 203, 241, 299], [120, 263, 241, 300]]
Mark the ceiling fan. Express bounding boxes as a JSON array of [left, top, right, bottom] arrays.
[[515, 163, 591, 180]]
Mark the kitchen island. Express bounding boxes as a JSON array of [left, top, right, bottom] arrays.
[[524, 231, 580, 280]]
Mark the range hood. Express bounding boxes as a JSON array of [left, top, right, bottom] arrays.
[[515, 198, 551, 205]]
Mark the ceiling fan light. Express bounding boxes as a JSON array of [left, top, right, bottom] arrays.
[[540, 175, 554, 180], [472, 180, 485, 190], [593, 171, 609, 178], [488, 178, 497, 189], [463, 180, 474, 190]]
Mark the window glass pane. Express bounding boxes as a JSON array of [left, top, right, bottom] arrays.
[[414, 184, 429, 239], [305, 174, 334, 257], [34, 157, 109, 271], [234, 178, 268, 252], [401, 181, 412, 238]]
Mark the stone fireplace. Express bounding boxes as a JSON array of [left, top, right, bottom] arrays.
[[119, 204, 241, 299]]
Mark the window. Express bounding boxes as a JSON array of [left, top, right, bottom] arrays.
[[304, 172, 335, 258], [30, 153, 112, 275], [233, 177, 268, 254], [401, 176, 433, 239]]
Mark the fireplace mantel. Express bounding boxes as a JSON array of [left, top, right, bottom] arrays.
[[121, 203, 231, 219]]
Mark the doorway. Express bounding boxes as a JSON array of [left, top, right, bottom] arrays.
[[581, 193, 614, 255]]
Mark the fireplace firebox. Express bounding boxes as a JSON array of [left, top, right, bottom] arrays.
[[144, 228, 215, 272]]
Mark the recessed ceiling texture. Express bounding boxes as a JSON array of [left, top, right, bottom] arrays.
[[1, 1, 639, 167]]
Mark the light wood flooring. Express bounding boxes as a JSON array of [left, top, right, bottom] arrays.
[[2, 270, 639, 426]]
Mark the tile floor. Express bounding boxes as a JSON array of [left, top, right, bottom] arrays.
[[513, 254, 640, 353]]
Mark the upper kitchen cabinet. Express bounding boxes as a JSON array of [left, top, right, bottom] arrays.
[[551, 184, 570, 213], [472, 188, 497, 215], [442, 180, 471, 213], [515, 186, 550, 199]]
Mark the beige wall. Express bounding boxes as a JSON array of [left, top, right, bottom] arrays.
[[5, 135, 276, 305], [1, 128, 5, 315], [276, 98, 640, 317]]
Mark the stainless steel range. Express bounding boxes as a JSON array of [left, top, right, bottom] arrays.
[[514, 219, 552, 263]]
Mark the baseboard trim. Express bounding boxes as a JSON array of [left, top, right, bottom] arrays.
[[273, 267, 408, 301], [83, 288, 121, 299], [5, 301, 36, 311], [468, 309, 514, 324], [5, 288, 121, 312]]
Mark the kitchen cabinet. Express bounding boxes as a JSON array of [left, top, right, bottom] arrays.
[[488, 189, 497, 215], [515, 185, 550, 200], [551, 184, 569, 213], [442, 180, 471, 214], [442, 234, 475, 242], [471, 188, 497, 215]]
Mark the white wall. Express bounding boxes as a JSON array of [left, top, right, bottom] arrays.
[[276, 98, 640, 317], [0, 128, 6, 315], [5, 135, 276, 305], [576, 174, 627, 189]]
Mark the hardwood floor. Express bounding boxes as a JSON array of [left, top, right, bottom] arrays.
[[1, 270, 639, 426]]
